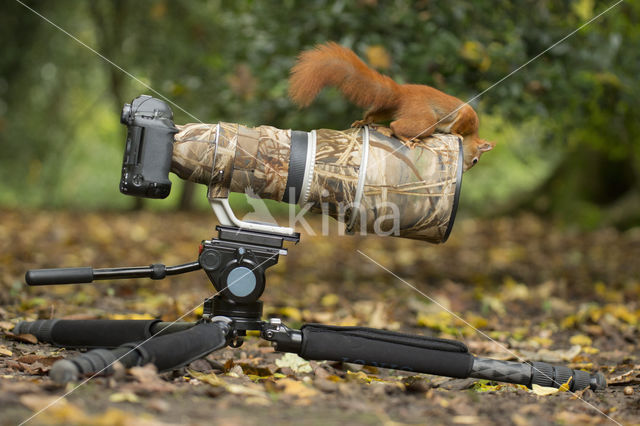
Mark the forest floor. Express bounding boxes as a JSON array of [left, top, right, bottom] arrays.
[[0, 209, 638, 425]]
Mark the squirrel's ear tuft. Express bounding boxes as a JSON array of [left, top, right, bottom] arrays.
[[478, 140, 495, 152]]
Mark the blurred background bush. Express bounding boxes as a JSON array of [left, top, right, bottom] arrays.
[[1, 0, 638, 229]]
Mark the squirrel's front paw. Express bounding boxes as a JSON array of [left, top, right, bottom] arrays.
[[351, 119, 367, 128], [375, 126, 393, 138]]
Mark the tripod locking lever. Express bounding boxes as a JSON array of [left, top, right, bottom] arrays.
[[262, 318, 302, 353]]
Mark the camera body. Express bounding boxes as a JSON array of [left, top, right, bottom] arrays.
[[120, 95, 177, 198]]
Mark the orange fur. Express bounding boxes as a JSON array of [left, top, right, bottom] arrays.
[[289, 42, 495, 171]]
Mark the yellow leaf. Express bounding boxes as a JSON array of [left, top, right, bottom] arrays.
[[569, 334, 592, 346], [608, 305, 637, 325], [561, 314, 577, 329], [277, 307, 302, 322], [416, 311, 451, 329], [531, 376, 572, 396], [583, 346, 599, 354], [572, 0, 594, 21], [0, 345, 12, 357], [90, 408, 140, 426], [365, 45, 391, 70], [346, 370, 372, 384], [531, 337, 553, 348], [109, 392, 139, 403], [189, 369, 269, 402], [193, 305, 204, 317], [279, 378, 319, 399], [108, 313, 155, 320], [275, 353, 312, 373], [474, 381, 503, 392], [19, 395, 86, 423], [188, 369, 227, 387], [226, 384, 269, 399], [461, 41, 483, 62], [558, 376, 572, 392], [531, 384, 559, 396], [464, 314, 488, 329], [321, 293, 339, 307]]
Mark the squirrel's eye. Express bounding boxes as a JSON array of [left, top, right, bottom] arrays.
[[472, 158, 478, 165]]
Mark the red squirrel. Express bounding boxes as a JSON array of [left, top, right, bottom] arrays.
[[289, 42, 495, 171]]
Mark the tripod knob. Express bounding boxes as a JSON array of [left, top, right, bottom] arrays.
[[219, 261, 265, 302], [199, 246, 266, 303]]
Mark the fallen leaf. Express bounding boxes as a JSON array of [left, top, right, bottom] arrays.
[[188, 368, 270, 403], [473, 380, 503, 392], [275, 353, 312, 374], [128, 364, 159, 383], [278, 378, 319, 401], [608, 365, 640, 385], [0, 321, 15, 331], [235, 362, 272, 377], [109, 392, 140, 403], [6, 360, 50, 375], [108, 313, 156, 320], [346, 370, 372, 384], [276, 307, 302, 322], [4, 331, 38, 344], [127, 364, 175, 393], [0, 345, 12, 356], [531, 384, 560, 396], [188, 369, 227, 387], [530, 376, 572, 396], [582, 346, 599, 354], [16, 354, 63, 366], [321, 293, 339, 307], [520, 345, 582, 363], [225, 383, 269, 399], [452, 416, 480, 425], [569, 334, 592, 346]]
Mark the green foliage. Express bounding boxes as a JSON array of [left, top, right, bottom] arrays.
[[1, 0, 638, 227]]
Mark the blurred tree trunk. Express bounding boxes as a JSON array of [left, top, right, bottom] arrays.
[[178, 182, 196, 211], [89, 0, 144, 210]]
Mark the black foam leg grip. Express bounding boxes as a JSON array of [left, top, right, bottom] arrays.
[[121, 321, 230, 371], [13, 319, 59, 342], [300, 325, 474, 378], [15, 319, 161, 348], [49, 322, 230, 383]]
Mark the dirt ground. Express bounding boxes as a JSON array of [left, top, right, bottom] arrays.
[[0, 209, 638, 425]]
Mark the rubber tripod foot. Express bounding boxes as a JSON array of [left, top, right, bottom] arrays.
[[591, 372, 607, 391], [49, 360, 79, 384]]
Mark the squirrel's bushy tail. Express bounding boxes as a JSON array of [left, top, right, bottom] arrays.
[[289, 42, 400, 110]]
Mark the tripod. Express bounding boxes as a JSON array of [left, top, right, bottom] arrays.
[[15, 226, 606, 391]]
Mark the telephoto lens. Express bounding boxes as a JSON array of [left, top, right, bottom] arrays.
[[171, 122, 462, 243]]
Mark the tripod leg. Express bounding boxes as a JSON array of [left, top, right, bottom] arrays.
[[471, 357, 606, 391], [13, 319, 195, 348], [50, 319, 232, 383], [297, 324, 473, 379], [265, 323, 606, 391]]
